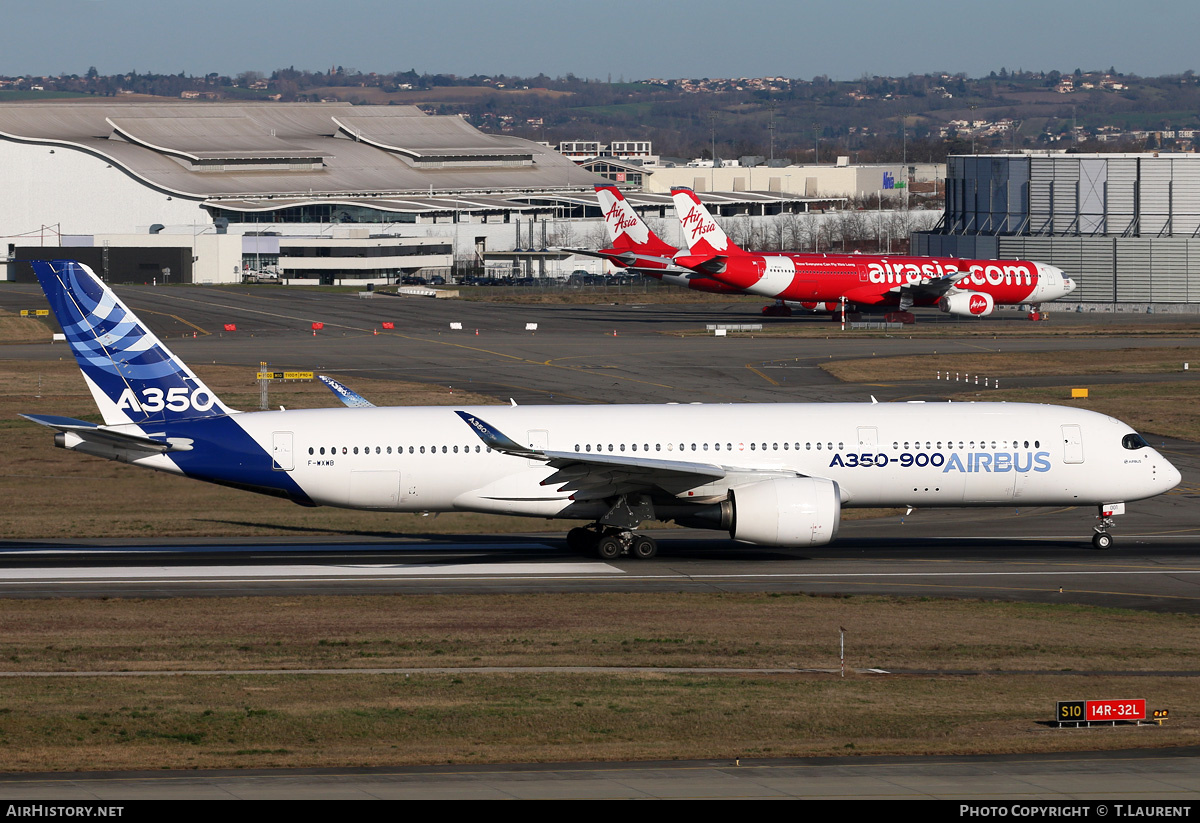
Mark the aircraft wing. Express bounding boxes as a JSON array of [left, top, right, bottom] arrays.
[[455, 411, 800, 501], [19, 414, 193, 453], [889, 269, 972, 299]]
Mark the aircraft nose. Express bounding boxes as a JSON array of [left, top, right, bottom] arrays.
[[1060, 269, 1077, 294], [1160, 459, 1183, 494], [1037, 263, 1073, 296]]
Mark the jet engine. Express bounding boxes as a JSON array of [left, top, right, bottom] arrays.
[[728, 476, 841, 547], [938, 291, 994, 317]]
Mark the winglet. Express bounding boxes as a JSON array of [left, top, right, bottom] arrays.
[[318, 375, 375, 408], [455, 411, 538, 456]]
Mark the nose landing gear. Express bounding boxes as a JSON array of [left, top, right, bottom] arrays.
[[1091, 502, 1124, 549]]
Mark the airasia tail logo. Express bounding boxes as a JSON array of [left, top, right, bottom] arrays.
[[603, 203, 640, 235], [969, 294, 989, 314], [681, 206, 717, 241]]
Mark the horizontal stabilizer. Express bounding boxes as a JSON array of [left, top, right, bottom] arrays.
[[674, 254, 728, 274], [20, 413, 192, 453]]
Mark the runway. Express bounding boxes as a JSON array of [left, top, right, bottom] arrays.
[[3, 748, 1199, 800], [1, 481, 1197, 608]]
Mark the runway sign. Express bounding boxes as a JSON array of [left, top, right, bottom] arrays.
[[1057, 699, 1146, 724], [256, 371, 314, 381]]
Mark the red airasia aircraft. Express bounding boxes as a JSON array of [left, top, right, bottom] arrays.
[[668, 187, 1076, 316], [571, 185, 1075, 317]]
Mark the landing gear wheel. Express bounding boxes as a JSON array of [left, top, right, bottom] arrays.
[[596, 534, 623, 560], [631, 534, 658, 560], [1092, 532, 1113, 550]]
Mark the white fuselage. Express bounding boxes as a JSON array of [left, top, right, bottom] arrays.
[[207, 401, 1177, 517]]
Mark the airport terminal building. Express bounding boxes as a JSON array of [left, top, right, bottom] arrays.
[[0, 102, 827, 286], [914, 152, 1200, 305]]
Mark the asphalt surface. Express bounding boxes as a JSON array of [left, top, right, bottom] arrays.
[[2, 748, 1199, 800]]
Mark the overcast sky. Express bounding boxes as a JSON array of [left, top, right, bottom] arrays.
[[6, 0, 1198, 81]]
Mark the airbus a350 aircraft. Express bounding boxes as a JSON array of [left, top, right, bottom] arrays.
[[24, 260, 1177, 558]]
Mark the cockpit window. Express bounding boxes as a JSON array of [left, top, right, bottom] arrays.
[[1122, 433, 1150, 450]]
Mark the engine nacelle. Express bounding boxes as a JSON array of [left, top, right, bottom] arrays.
[[938, 291, 994, 317], [728, 477, 841, 547]]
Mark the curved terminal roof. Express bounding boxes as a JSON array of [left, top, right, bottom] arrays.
[[0, 102, 605, 200]]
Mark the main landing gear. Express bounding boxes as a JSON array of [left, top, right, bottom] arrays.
[[567, 526, 658, 560], [566, 494, 661, 560], [1091, 502, 1124, 550]]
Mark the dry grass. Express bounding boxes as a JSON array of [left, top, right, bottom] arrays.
[[2, 673, 1193, 771], [822, 347, 1200, 383], [0, 594, 1197, 771], [0, 311, 53, 345], [2, 594, 1197, 673]]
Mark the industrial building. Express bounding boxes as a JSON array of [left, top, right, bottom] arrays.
[[914, 152, 1200, 304], [642, 159, 908, 200]]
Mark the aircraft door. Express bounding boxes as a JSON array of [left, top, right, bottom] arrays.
[[856, 427, 878, 447], [1061, 425, 1084, 464], [271, 431, 294, 471]]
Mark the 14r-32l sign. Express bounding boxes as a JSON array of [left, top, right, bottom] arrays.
[[1057, 699, 1146, 723]]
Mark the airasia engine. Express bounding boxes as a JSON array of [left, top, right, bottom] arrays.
[[728, 477, 841, 547], [938, 291, 994, 317]]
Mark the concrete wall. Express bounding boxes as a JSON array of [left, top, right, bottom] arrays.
[[0, 141, 208, 237], [644, 164, 907, 199]]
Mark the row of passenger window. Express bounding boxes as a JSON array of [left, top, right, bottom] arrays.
[[893, 440, 1042, 450], [305, 438, 1045, 458], [308, 445, 491, 456], [573, 439, 1043, 454]]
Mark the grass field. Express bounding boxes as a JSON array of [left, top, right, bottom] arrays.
[[0, 594, 1196, 770], [822, 347, 1200, 382]]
